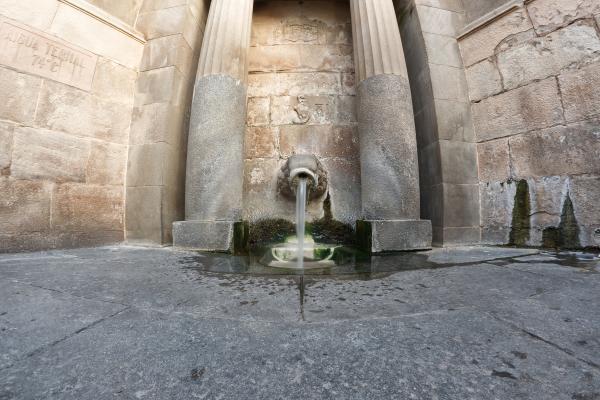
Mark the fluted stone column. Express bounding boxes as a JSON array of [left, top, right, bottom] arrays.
[[350, 0, 432, 252], [173, 0, 253, 251]]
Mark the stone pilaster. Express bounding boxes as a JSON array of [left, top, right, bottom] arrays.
[[173, 0, 253, 252], [350, 0, 431, 252]]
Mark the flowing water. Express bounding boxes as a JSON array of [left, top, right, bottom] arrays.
[[295, 178, 308, 269]]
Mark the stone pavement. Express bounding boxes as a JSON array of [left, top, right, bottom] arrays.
[[0, 246, 599, 399]]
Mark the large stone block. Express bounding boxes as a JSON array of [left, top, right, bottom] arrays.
[[416, 5, 463, 37], [0, 0, 58, 30], [51, 184, 124, 232], [126, 143, 169, 187], [423, 32, 463, 68], [336, 95, 357, 125], [357, 219, 432, 253], [527, 0, 600, 34], [246, 97, 270, 127], [278, 72, 341, 96], [559, 62, 600, 122], [0, 178, 52, 234], [129, 103, 186, 146], [242, 158, 292, 222], [134, 67, 186, 107], [173, 220, 235, 251], [472, 77, 564, 142], [435, 99, 475, 142], [479, 181, 517, 244], [320, 158, 362, 225], [0, 121, 14, 171], [459, 8, 533, 67], [244, 127, 278, 159], [249, 45, 302, 73], [279, 125, 358, 159], [477, 138, 510, 183], [271, 95, 336, 126], [428, 63, 469, 101], [465, 59, 503, 102], [0, 66, 41, 125], [140, 34, 194, 76], [11, 127, 90, 183], [497, 21, 600, 90], [439, 140, 478, 184], [509, 120, 600, 178], [35, 81, 132, 144], [49, 3, 143, 69], [86, 141, 127, 185], [92, 57, 137, 104], [125, 185, 163, 243], [570, 176, 600, 248], [441, 183, 480, 227], [86, 0, 144, 27], [298, 44, 353, 72], [527, 176, 568, 245], [135, 5, 200, 49]]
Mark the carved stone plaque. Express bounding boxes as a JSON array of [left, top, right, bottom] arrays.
[[0, 17, 98, 91]]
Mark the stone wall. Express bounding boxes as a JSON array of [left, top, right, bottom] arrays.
[[0, 0, 143, 252], [459, 0, 600, 248], [244, 0, 361, 225]]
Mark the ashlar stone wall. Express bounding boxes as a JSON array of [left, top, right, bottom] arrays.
[[0, 0, 143, 252], [459, 0, 600, 248], [244, 0, 361, 225]]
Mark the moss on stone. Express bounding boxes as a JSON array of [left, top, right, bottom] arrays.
[[248, 219, 296, 247], [509, 180, 531, 246]]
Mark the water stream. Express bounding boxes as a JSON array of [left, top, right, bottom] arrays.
[[295, 177, 307, 269]]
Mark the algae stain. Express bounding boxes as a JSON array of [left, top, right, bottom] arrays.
[[542, 193, 581, 249], [509, 180, 531, 246]]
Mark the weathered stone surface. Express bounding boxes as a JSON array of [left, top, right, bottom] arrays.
[[271, 95, 336, 126], [559, 62, 600, 122], [0, 16, 98, 91], [244, 127, 278, 159], [428, 63, 469, 101], [336, 95, 356, 125], [249, 45, 302, 73], [570, 176, 600, 247], [51, 184, 123, 232], [173, 220, 235, 251], [360, 219, 433, 252], [140, 34, 194, 75], [49, 3, 143, 69], [0, 66, 41, 125], [472, 77, 564, 142], [480, 181, 517, 244], [86, 141, 127, 185], [86, 0, 144, 27], [497, 21, 600, 90], [246, 97, 270, 126], [441, 183, 480, 227], [0, 0, 58, 30], [320, 158, 361, 224], [35, 81, 131, 144], [0, 178, 52, 235], [126, 143, 169, 187], [527, 0, 600, 34], [125, 186, 163, 244], [439, 140, 478, 184], [435, 99, 475, 142], [416, 4, 463, 37], [91, 57, 137, 104], [184, 75, 246, 221], [11, 127, 90, 183], [465, 59, 503, 101], [279, 125, 358, 159], [459, 8, 533, 67], [477, 138, 510, 183], [278, 72, 341, 96], [134, 67, 185, 107], [129, 103, 185, 145], [509, 120, 600, 178], [358, 75, 420, 220], [423, 31, 463, 68], [242, 158, 290, 221], [526, 176, 568, 245], [0, 121, 13, 171]]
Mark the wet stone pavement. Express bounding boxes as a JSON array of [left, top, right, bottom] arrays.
[[0, 246, 599, 399]]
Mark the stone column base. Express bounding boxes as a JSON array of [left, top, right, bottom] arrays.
[[357, 220, 432, 253], [173, 220, 247, 252]]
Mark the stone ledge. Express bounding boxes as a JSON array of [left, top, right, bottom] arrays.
[[458, 0, 524, 40], [173, 220, 247, 253], [357, 219, 433, 253]]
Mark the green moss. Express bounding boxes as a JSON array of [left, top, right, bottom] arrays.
[[248, 219, 296, 247], [233, 221, 249, 255], [307, 193, 355, 245], [356, 220, 373, 253], [509, 180, 531, 246], [557, 194, 581, 249], [542, 227, 560, 249]]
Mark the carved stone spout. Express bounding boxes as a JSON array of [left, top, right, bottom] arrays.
[[278, 154, 328, 201]]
